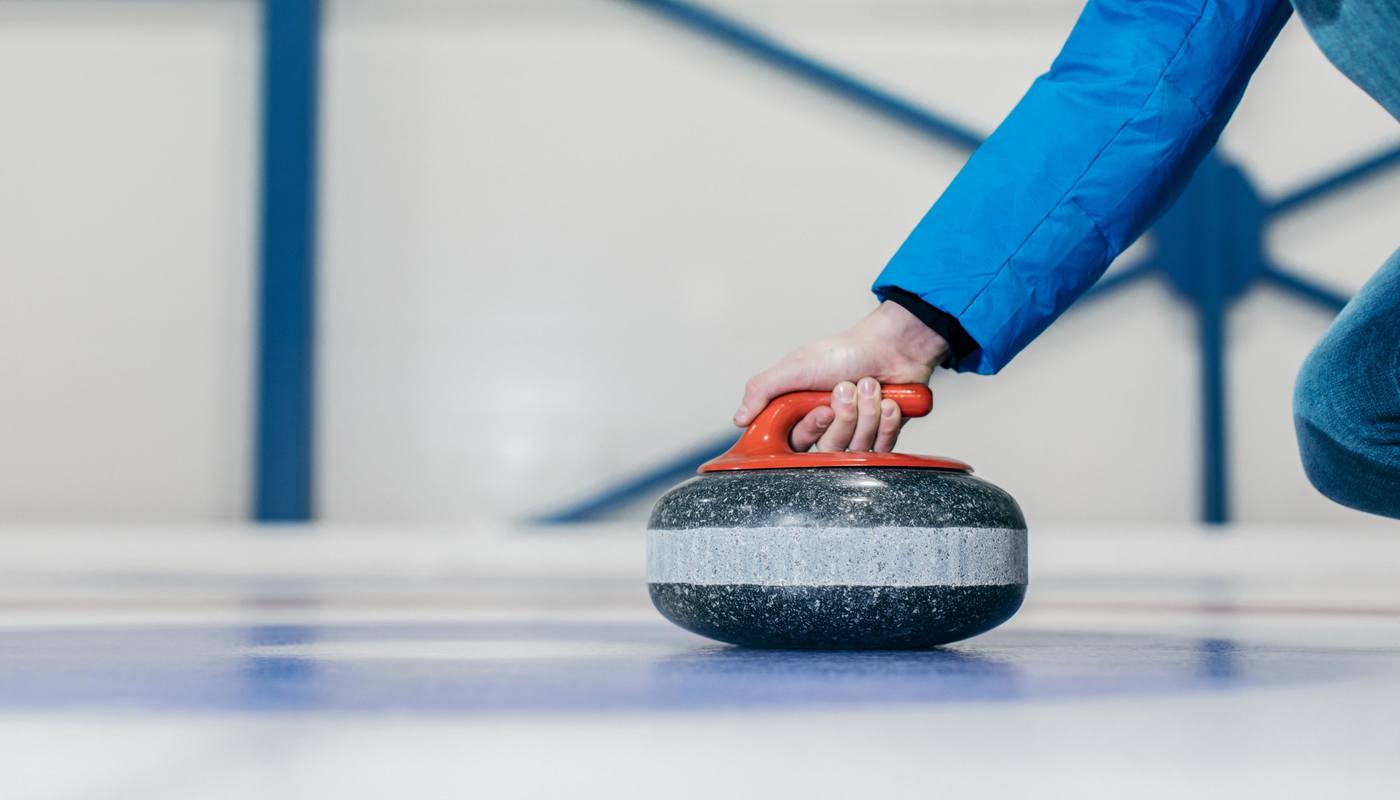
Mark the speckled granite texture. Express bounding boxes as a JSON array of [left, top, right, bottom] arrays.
[[647, 468, 1028, 650], [648, 583, 1026, 649], [650, 469, 1025, 530]]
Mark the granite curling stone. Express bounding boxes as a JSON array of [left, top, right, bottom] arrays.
[[647, 385, 1027, 650]]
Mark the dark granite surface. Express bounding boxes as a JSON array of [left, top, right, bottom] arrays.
[[649, 582, 1026, 649], [649, 468, 1026, 531]]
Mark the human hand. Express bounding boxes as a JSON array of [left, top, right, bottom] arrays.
[[733, 301, 949, 452]]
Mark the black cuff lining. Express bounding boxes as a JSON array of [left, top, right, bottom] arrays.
[[879, 288, 980, 368]]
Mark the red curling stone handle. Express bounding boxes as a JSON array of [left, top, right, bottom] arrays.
[[739, 385, 933, 456], [699, 384, 970, 474]]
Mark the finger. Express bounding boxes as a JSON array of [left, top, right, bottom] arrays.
[[815, 382, 858, 452], [735, 358, 810, 427], [873, 398, 902, 452], [789, 406, 835, 452], [848, 377, 882, 451]]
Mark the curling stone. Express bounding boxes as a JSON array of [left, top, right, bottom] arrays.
[[647, 385, 1026, 649]]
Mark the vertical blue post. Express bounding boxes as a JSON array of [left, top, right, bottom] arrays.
[[1157, 154, 1243, 525], [1198, 163, 1229, 525], [1199, 297, 1229, 524], [255, 0, 320, 521]]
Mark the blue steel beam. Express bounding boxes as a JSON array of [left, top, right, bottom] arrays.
[[1199, 303, 1229, 524], [1260, 264, 1351, 312], [1266, 142, 1400, 218], [1159, 155, 1236, 525], [254, 0, 321, 522], [536, 435, 737, 524], [623, 0, 985, 152], [1080, 258, 1158, 304], [1197, 164, 1230, 524]]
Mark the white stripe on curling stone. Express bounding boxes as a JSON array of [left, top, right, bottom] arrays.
[[646, 526, 1026, 587]]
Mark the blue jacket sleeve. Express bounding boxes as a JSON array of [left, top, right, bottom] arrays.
[[872, 0, 1292, 374]]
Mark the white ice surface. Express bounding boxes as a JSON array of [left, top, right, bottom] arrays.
[[0, 522, 1396, 799]]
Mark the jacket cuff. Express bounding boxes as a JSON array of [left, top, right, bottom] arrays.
[[877, 287, 981, 370]]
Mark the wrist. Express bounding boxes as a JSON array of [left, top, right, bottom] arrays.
[[872, 301, 949, 368]]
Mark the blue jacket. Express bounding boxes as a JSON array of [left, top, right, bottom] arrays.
[[873, 0, 1292, 374]]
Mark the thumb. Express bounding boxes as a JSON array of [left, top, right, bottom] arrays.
[[734, 359, 810, 426]]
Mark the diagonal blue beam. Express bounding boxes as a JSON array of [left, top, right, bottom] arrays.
[[536, 435, 738, 523], [1265, 142, 1400, 218], [1259, 263, 1350, 313], [255, 0, 321, 522], [622, 0, 985, 152], [1078, 258, 1158, 304]]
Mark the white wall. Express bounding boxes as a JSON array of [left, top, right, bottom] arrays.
[[0, 1, 255, 519], [0, 1, 1395, 524]]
